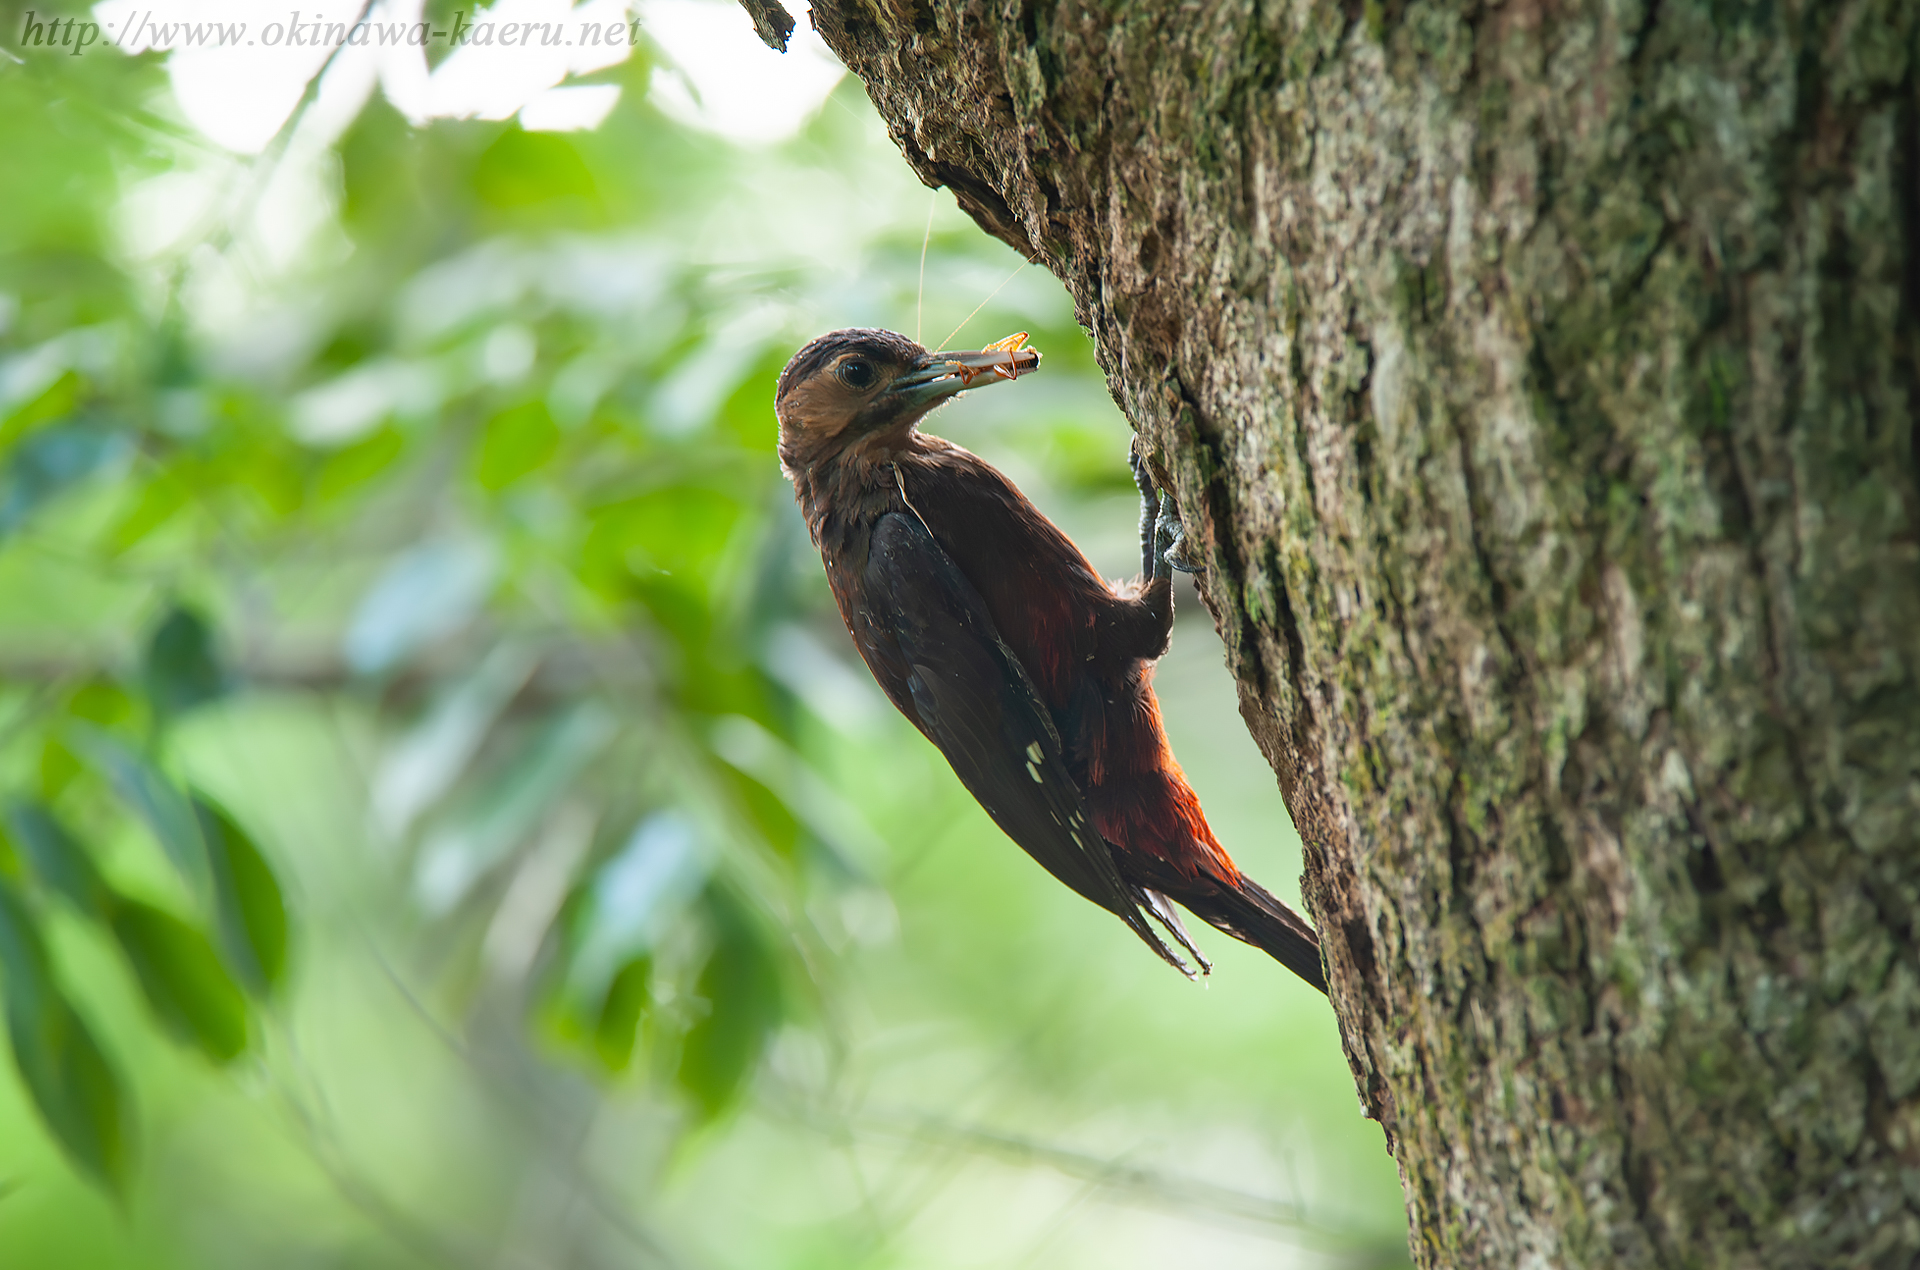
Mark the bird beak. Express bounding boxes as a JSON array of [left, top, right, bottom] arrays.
[[885, 340, 1042, 412]]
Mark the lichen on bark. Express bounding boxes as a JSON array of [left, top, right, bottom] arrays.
[[801, 0, 1920, 1265]]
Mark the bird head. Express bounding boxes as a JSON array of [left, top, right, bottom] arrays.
[[775, 328, 1040, 471]]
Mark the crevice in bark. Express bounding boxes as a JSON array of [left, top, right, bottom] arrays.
[[1897, 67, 1920, 499], [1606, 1030, 1665, 1263], [1262, 544, 1316, 750], [1440, 767, 1481, 931], [1627, 0, 1666, 66], [1446, 411, 1526, 691]]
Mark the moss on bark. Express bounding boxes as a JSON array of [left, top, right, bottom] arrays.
[[805, 0, 1920, 1264]]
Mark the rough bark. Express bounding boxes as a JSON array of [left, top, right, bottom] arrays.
[[799, 0, 1920, 1266]]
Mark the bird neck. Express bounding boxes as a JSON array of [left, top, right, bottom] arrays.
[[785, 429, 949, 548]]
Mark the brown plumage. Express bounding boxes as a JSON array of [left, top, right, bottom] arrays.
[[776, 328, 1325, 992]]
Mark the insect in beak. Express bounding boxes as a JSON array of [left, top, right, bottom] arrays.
[[954, 332, 1038, 387], [884, 333, 1043, 410]]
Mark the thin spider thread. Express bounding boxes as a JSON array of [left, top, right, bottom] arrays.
[[937, 256, 1034, 351], [915, 187, 937, 345]]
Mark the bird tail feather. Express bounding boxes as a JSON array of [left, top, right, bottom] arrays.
[[1140, 888, 1213, 977], [1182, 875, 1327, 994]]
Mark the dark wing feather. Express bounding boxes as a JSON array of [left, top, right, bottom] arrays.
[[863, 512, 1195, 974]]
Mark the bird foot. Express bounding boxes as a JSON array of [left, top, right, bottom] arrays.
[[1155, 493, 1200, 577], [1131, 443, 1201, 579]]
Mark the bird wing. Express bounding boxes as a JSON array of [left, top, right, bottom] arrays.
[[863, 512, 1195, 974]]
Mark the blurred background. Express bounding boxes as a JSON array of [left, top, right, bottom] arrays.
[[0, 1, 1409, 1265]]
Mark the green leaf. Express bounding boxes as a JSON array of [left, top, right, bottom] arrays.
[[106, 471, 189, 554], [108, 899, 249, 1064], [0, 878, 54, 1017], [474, 400, 560, 490], [583, 485, 743, 582], [676, 890, 781, 1118], [2, 801, 110, 917], [142, 605, 227, 723], [594, 956, 651, 1072], [7, 996, 133, 1195], [0, 879, 133, 1194], [721, 766, 802, 857], [0, 371, 81, 447], [65, 679, 136, 728], [37, 736, 81, 799], [313, 426, 405, 503], [473, 129, 601, 224], [69, 728, 207, 894], [238, 439, 304, 518], [193, 798, 288, 996]]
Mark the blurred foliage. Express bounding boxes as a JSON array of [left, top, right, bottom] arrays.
[[0, 4, 1408, 1267]]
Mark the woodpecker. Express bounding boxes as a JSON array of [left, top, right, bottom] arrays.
[[776, 328, 1325, 993]]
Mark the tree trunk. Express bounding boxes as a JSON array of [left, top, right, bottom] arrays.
[[799, 0, 1920, 1265]]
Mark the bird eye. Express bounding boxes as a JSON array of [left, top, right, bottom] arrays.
[[838, 358, 875, 388]]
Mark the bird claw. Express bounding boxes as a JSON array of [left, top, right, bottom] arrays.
[[1131, 443, 1201, 579], [1155, 494, 1200, 577]]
